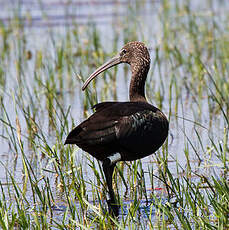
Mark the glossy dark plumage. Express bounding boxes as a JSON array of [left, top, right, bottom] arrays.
[[66, 101, 168, 161], [65, 41, 169, 216]]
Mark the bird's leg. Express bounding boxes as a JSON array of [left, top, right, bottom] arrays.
[[103, 160, 116, 202], [102, 159, 119, 216]]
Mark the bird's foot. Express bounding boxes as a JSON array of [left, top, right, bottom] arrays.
[[107, 199, 120, 216]]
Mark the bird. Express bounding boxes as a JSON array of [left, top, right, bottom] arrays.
[[64, 41, 169, 216]]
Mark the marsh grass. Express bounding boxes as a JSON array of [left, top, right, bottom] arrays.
[[0, 0, 228, 229]]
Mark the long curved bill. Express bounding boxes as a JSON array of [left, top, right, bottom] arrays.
[[82, 54, 121, 90]]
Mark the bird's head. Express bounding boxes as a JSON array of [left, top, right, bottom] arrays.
[[82, 41, 150, 90]]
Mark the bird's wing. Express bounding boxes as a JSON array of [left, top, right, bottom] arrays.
[[115, 109, 168, 155], [65, 102, 168, 159], [64, 102, 120, 148]]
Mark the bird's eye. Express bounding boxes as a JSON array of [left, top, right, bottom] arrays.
[[120, 49, 127, 56]]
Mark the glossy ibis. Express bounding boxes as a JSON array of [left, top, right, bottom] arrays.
[[65, 41, 169, 216]]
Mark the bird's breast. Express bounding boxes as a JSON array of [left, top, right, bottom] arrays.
[[115, 109, 168, 161]]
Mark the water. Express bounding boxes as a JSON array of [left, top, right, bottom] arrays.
[[0, 0, 228, 227]]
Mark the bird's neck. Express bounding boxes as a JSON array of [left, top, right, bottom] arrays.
[[129, 64, 149, 102]]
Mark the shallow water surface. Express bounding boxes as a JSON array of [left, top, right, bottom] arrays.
[[0, 0, 228, 228]]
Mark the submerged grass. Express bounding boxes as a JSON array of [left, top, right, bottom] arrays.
[[0, 0, 228, 229]]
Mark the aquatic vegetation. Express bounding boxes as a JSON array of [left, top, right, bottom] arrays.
[[0, 0, 228, 229]]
